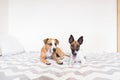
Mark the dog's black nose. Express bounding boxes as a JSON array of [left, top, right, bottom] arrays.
[[53, 48, 56, 52], [73, 53, 77, 56]]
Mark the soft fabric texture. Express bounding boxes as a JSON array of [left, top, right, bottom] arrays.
[[0, 34, 25, 56], [0, 52, 120, 80]]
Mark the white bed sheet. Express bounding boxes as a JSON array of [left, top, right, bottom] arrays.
[[0, 52, 120, 80]]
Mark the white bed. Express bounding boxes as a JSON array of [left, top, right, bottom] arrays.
[[0, 35, 120, 80], [0, 52, 120, 80]]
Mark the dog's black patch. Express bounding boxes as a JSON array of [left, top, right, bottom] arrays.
[[57, 62, 63, 65], [46, 63, 51, 65], [56, 53, 60, 57]]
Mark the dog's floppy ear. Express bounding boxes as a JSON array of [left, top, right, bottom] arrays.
[[43, 38, 49, 44], [55, 39, 59, 44], [69, 35, 74, 44], [77, 36, 83, 45]]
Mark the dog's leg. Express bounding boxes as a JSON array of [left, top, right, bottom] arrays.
[[80, 55, 86, 65], [52, 52, 63, 65], [40, 48, 51, 65], [56, 47, 70, 59], [69, 55, 74, 67], [56, 47, 64, 59], [40, 52, 51, 65]]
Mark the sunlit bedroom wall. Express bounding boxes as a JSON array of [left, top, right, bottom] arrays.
[[8, 0, 117, 53], [0, 0, 8, 34]]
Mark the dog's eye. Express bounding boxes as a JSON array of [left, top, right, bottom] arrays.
[[76, 45, 80, 51], [76, 48, 79, 51], [55, 43, 57, 46], [71, 44, 74, 47], [71, 45, 74, 49], [48, 43, 52, 46]]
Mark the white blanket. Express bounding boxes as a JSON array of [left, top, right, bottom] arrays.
[[0, 52, 120, 80]]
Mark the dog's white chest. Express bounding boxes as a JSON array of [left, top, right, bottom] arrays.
[[46, 50, 53, 58], [70, 51, 86, 65]]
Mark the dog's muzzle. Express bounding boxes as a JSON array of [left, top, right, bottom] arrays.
[[72, 50, 77, 56], [73, 53, 77, 55], [53, 48, 56, 52], [72, 52, 77, 59]]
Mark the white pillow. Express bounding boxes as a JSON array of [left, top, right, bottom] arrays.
[[0, 34, 25, 56]]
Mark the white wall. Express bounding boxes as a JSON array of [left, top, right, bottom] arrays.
[[0, 0, 8, 34], [8, 0, 117, 53]]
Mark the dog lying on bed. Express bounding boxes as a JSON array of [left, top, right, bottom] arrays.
[[69, 35, 86, 65], [40, 38, 69, 65]]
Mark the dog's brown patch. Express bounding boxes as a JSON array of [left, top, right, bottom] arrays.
[[40, 38, 68, 65], [70, 41, 80, 51]]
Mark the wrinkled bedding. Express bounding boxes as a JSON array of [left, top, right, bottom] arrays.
[[0, 52, 120, 80]]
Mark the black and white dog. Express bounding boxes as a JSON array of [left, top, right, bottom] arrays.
[[69, 35, 86, 65]]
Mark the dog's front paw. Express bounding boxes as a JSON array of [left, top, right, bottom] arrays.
[[60, 57, 64, 60], [46, 63, 51, 65], [57, 62, 63, 65], [66, 54, 70, 57]]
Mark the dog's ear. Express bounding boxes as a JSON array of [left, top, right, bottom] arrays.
[[43, 38, 49, 44], [69, 35, 74, 44], [77, 36, 83, 45], [55, 39, 59, 44]]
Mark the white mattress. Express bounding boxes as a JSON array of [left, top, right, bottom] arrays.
[[0, 52, 120, 80]]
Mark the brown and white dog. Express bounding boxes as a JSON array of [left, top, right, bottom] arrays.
[[40, 38, 69, 65], [69, 35, 86, 65]]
